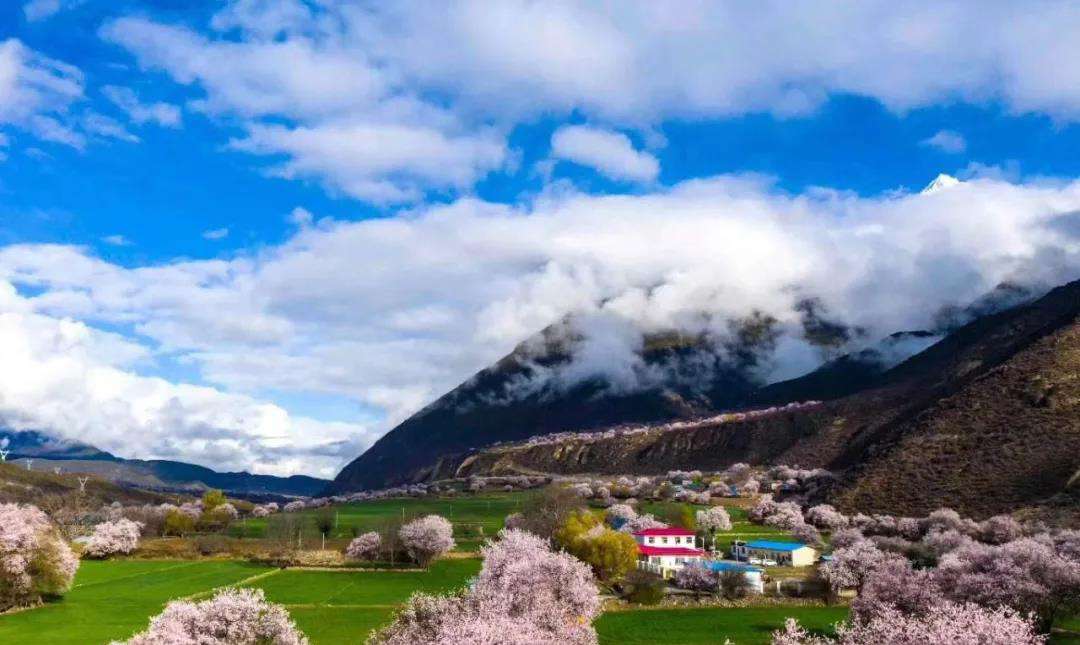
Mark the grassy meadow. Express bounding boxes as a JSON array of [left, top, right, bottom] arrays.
[[7, 490, 1072, 645], [0, 558, 851, 645]]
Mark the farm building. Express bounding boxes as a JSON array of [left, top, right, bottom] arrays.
[[705, 560, 765, 593], [633, 527, 704, 578], [731, 540, 817, 567]]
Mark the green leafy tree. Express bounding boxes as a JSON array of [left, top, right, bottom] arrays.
[[201, 490, 226, 513]]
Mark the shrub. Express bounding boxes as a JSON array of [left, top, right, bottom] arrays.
[[0, 503, 79, 611], [399, 515, 455, 566], [195, 535, 227, 556], [164, 509, 196, 537], [622, 570, 666, 605], [346, 532, 381, 561], [108, 587, 309, 645], [84, 519, 143, 559], [719, 569, 752, 599]]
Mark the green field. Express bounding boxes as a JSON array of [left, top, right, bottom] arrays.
[[0, 557, 853, 645], [597, 606, 848, 644], [230, 493, 527, 546], [0, 560, 267, 645], [4, 556, 1078, 645]]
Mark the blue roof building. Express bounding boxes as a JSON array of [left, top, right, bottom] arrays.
[[745, 540, 806, 551], [732, 539, 818, 567]]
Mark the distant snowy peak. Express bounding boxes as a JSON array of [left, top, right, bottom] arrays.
[[921, 173, 961, 194]]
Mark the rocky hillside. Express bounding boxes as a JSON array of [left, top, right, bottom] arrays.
[[332, 278, 1080, 519]]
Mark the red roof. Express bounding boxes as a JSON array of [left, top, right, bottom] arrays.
[[638, 545, 705, 557], [634, 527, 696, 536]]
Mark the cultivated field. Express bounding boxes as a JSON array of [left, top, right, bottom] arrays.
[[230, 493, 528, 551], [0, 558, 851, 645]]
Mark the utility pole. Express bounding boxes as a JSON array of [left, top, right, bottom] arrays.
[[25, 459, 33, 471], [78, 477, 89, 494], [0, 448, 9, 462]]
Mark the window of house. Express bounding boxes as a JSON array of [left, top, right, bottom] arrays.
[[662, 537, 668, 544]]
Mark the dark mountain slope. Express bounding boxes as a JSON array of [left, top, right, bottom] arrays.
[[826, 303, 1080, 518], [329, 317, 787, 492], [406, 279, 1080, 519]]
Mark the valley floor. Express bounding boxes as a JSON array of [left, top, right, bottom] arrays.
[[5, 493, 1080, 645]]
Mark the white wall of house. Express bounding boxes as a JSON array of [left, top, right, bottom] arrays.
[[636, 534, 697, 547]]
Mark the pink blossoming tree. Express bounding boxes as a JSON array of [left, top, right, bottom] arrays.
[[399, 515, 455, 566], [109, 587, 309, 645], [772, 602, 1044, 645], [0, 503, 79, 611], [84, 518, 143, 559], [369, 529, 600, 645], [346, 531, 382, 561]]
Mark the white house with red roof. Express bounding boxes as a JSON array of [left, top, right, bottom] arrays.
[[633, 527, 705, 578]]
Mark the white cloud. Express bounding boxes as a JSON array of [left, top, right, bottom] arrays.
[[83, 113, 139, 143], [921, 129, 967, 154], [229, 121, 506, 202], [360, 2, 1080, 120], [202, 228, 229, 241], [22, 0, 67, 22], [100, 1, 1080, 202], [2, 173, 1079, 475], [101, 85, 182, 128], [0, 39, 85, 149], [0, 283, 373, 477], [101, 235, 131, 247], [550, 125, 659, 182]]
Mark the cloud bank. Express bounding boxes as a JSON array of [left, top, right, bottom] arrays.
[[2, 173, 1079, 474]]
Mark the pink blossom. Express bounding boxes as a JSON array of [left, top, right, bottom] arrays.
[[695, 506, 732, 533], [805, 504, 848, 530], [282, 500, 306, 513], [0, 503, 79, 611], [977, 515, 1024, 545], [110, 587, 309, 645], [820, 539, 904, 591], [748, 496, 777, 523], [617, 514, 667, 534], [764, 503, 804, 530], [399, 515, 455, 566], [605, 504, 637, 528], [674, 563, 717, 593], [773, 602, 1044, 645], [346, 532, 381, 561], [370, 529, 600, 645], [84, 518, 143, 559], [791, 523, 824, 549]]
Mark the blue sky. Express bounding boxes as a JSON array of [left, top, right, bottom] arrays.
[[2, 1, 1080, 476]]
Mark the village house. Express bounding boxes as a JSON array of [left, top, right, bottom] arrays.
[[633, 527, 704, 577], [731, 540, 817, 567]]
